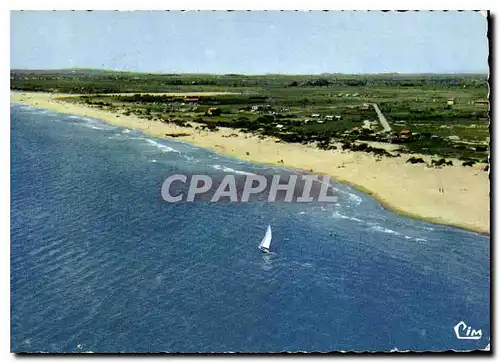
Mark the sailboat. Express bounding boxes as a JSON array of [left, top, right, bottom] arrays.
[[258, 225, 272, 253]]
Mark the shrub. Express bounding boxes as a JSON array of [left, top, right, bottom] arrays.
[[406, 157, 425, 164]]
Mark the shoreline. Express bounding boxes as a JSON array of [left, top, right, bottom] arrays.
[[10, 91, 490, 235]]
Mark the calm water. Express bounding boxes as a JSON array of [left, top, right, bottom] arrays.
[[11, 104, 490, 352]]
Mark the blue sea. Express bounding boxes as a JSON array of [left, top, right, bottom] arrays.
[[10, 104, 490, 353]]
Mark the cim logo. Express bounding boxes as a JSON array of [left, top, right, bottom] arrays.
[[453, 321, 482, 340]]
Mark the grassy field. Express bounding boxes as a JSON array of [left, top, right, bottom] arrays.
[[11, 69, 490, 163]]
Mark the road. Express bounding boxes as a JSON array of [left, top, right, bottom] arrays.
[[372, 103, 392, 132]]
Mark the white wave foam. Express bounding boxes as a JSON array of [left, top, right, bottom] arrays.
[[80, 116, 98, 122], [345, 192, 362, 205], [404, 235, 427, 242], [67, 114, 113, 130], [108, 133, 127, 140], [18, 105, 35, 111], [145, 139, 179, 153], [331, 211, 363, 223], [331, 211, 345, 219], [298, 211, 307, 215], [181, 155, 200, 163], [211, 164, 254, 175], [150, 159, 157, 163], [75, 123, 106, 131], [122, 129, 131, 134], [371, 225, 401, 235]]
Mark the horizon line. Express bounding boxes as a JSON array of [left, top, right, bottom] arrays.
[[10, 67, 489, 76]]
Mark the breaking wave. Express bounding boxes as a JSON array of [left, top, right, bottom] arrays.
[[371, 225, 401, 235], [331, 210, 364, 223], [404, 235, 427, 242], [211, 164, 254, 175], [344, 192, 363, 205], [18, 105, 35, 111], [145, 139, 180, 153]]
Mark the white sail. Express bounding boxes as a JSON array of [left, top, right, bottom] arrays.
[[259, 225, 272, 250]]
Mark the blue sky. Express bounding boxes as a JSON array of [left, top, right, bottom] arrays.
[[11, 11, 488, 74]]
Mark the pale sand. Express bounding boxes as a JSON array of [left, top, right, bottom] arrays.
[[11, 91, 490, 234]]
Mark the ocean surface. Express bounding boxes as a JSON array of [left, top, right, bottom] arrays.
[[11, 104, 490, 352]]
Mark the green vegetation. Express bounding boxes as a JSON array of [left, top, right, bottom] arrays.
[[11, 69, 490, 164]]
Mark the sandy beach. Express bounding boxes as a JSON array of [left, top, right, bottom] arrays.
[[10, 91, 490, 234]]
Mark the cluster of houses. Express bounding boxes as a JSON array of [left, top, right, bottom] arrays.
[[337, 93, 362, 97], [447, 97, 489, 106], [305, 113, 343, 124], [362, 120, 379, 130], [340, 125, 414, 143], [251, 104, 272, 112]]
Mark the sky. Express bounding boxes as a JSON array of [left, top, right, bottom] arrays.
[[10, 11, 489, 74]]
